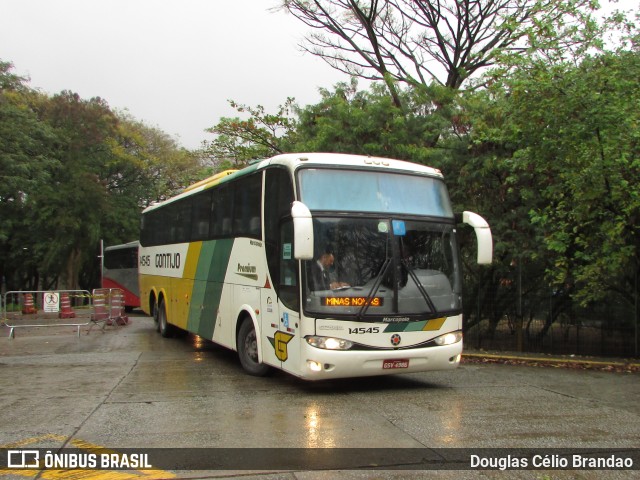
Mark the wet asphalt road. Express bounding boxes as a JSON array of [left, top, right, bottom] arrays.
[[0, 314, 638, 479]]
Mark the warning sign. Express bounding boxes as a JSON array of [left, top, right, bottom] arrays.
[[43, 292, 60, 313]]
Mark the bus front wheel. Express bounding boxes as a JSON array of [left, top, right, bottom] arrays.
[[237, 318, 270, 377]]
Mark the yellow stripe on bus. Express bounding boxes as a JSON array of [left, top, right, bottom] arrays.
[[184, 241, 203, 279], [422, 317, 446, 331], [182, 170, 237, 193]]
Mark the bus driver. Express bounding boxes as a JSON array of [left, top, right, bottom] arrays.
[[308, 246, 350, 291]]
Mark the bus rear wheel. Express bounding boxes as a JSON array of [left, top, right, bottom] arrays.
[[158, 299, 175, 338], [153, 300, 160, 332], [237, 318, 271, 376]]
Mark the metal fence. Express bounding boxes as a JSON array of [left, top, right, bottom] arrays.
[[464, 293, 639, 359], [1, 289, 129, 338]]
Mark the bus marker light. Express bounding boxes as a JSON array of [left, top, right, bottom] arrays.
[[307, 360, 322, 372]]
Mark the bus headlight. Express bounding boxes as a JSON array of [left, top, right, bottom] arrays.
[[433, 331, 463, 346], [306, 336, 354, 350]]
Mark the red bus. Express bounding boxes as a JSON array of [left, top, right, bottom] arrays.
[[102, 241, 140, 311]]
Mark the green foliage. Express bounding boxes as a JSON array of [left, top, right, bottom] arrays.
[[508, 52, 640, 306], [203, 79, 466, 165], [294, 79, 404, 156], [293, 79, 460, 164], [0, 60, 203, 291], [463, 48, 640, 316], [204, 98, 298, 167], [0, 63, 58, 244]]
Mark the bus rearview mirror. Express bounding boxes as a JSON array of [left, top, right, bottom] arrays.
[[291, 201, 314, 260], [462, 211, 493, 265]]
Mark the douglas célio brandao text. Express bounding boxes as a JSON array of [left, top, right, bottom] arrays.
[[470, 453, 634, 470]]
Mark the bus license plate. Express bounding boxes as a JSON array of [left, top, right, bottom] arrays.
[[383, 359, 409, 369]]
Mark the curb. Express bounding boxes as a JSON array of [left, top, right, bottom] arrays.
[[462, 352, 640, 373]]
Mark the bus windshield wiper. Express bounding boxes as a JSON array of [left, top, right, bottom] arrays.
[[402, 259, 437, 314], [357, 257, 392, 321]]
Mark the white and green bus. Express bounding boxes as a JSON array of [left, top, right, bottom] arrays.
[[139, 153, 492, 380]]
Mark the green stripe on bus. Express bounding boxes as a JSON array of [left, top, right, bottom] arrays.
[[383, 320, 428, 333], [188, 239, 234, 338]]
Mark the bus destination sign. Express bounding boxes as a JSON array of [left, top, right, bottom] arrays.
[[322, 297, 384, 307]]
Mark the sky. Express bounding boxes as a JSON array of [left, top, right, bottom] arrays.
[[1, 0, 637, 151], [1, 0, 346, 149]]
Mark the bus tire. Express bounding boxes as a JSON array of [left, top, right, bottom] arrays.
[[152, 299, 160, 332], [158, 299, 174, 338], [237, 318, 270, 376]]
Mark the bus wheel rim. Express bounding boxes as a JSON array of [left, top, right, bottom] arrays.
[[245, 330, 258, 363]]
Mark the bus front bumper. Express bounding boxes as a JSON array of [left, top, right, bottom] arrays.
[[299, 341, 463, 380]]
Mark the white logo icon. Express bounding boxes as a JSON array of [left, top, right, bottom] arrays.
[[8, 450, 40, 468]]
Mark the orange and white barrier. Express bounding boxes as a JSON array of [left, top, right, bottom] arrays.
[[2, 289, 130, 338], [89, 288, 129, 331], [59, 292, 76, 319], [21, 293, 37, 314]]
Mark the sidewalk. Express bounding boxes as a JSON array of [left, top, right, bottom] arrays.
[[462, 348, 640, 373]]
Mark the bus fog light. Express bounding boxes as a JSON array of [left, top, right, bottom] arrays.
[[434, 331, 462, 346], [306, 336, 353, 350], [307, 360, 322, 372]]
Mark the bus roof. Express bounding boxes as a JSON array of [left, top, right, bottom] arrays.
[[258, 153, 443, 178], [182, 170, 238, 193], [104, 240, 140, 251], [142, 153, 443, 214]]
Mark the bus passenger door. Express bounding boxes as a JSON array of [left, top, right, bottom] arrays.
[[261, 220, 302, 371], [262, 167, 300, 372], [272, 221, 302, 374]]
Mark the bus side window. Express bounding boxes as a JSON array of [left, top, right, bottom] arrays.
[[222, 217, 232, 236], [233, 173, 262, 239], [211, 184, 233, 238], [191, 190, 212, 241], [168, 197, 191, 244], [278, 219, 299, 310]]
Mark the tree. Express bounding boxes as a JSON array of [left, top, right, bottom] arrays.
[[0, 61, 205, 292], [204, 98, 298, 167], [280, 0, 601, 108], [515, 51, 640, 308], [206, 78, 464, 165], [456, 47, 640, 345], [114, 112, 202, 208], [295, 79, 405, 155], [0, 61, 58, 291], [436, 84, 551, 345], [207, 1, 609, 159], [293, 78, 460, 162], [28, 91, 122, 289]]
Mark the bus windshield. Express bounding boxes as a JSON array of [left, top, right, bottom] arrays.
[[303, 217, 462, 320], [298, 168, 453, 217]]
